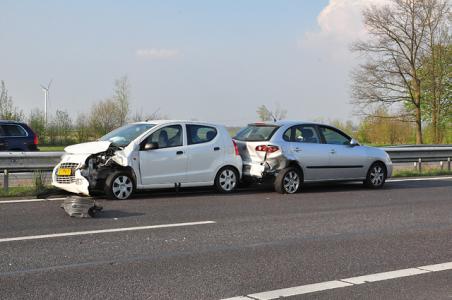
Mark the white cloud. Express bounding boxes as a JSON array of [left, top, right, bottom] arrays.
[[299, 0, 389, 60], [136, 48, 180, 59]]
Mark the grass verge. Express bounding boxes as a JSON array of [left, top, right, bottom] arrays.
[[0, 186, 38, 198], [393, 168, 452, 177], [39, 145, 66, 152]]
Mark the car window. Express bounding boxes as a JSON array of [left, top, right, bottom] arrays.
[[319, 126, 350, 145], [1, 125, 27, 137], [100, 123, 155, 147], [234, 125, 279, 141], [147, 125, 183, 149], [187, 125, 217, 145], [284, 125, 320, 144]]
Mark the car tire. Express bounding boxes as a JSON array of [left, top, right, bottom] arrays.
[[104, 171, 135, 200], [364, 162, 386, 189], [274, 167, 302, 194], [215, 166, 239, 193]]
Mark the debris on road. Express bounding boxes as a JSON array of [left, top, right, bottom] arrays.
[[61, 196, 102, 218]]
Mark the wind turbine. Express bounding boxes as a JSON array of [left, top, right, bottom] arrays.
[[40, 79, 52, 124]]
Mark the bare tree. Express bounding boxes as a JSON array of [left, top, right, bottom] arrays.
[[28, 109, 46, 143], [114, 75, 130, 126], [351, 0, 450, 144], [256, 104, 287, 122], [89, 99, 122, 136], [75, 113, 90, 143], [0, 80, 24, 121]]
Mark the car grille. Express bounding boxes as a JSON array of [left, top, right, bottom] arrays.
[[56, 163, 79, 184]]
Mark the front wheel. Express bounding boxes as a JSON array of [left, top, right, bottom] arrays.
[[364, 162, 386, 189], [104, 171, 135, 200], [215, 167, 239, 193], [274, 167, 302, 194]]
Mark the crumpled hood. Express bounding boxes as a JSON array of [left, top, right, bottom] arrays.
[[64, 141, 112, 154]]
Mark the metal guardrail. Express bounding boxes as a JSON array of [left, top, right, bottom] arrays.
[[0, 152, 64, 191], [0, 146, 451, 192]]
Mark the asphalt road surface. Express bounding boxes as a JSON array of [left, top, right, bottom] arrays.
[[0, 177, 451, 300]]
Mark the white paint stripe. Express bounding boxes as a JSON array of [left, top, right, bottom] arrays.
[[341, 268, 429, 284], [0, 198, 67, 204], [0, 221, 216, 243], [418, 262, 452, 272], [222, 261, 452, 300], [221, 297, 253, 300], [247, 281, 352, 300], [388, 176, 452, 182]]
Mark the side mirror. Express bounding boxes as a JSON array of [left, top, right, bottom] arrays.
[[143, 142, 159, 151], [350, 139, 359, 147]]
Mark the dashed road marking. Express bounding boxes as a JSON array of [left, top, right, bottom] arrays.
[[0, 221, 216, 243], [221, 261, 452, 300]]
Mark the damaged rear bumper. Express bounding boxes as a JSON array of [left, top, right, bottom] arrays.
[[243, 156, 289, 179]]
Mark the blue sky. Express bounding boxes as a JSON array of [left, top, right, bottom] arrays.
[[1, 0, 374, 125]]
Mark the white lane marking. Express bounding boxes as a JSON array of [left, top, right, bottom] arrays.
[[247, 281, 352, 300], [222, 261, 452, 300], [0, 198, 67, 204], [388, 176, 452, 182], [0, 221, 216, 243], [418, 262, 452, 272], [341, 268, 429, 284]]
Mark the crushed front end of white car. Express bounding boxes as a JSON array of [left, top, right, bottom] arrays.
[[52, 141, 131, 197]]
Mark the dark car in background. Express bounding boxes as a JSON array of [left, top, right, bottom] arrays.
[[0, 121, 38, 151]]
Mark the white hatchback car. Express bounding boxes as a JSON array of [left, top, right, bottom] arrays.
[[52, 120, 242, 199]]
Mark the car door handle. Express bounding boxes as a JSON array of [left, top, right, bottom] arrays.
[[293, 148, 302, 152], [214, 147, 220, 151], [176, 151, 184, 155], [330, 149, 336, 154]]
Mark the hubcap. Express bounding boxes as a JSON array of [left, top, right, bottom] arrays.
[[283, 171, 300, 194], [370, 165, 384, 186], [219, 169, 237, 191], [112, 175, 133, 199]]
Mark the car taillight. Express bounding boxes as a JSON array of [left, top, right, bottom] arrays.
[[33, 135, 39, 145], [232, 140, 240, 156], [255, 145, 279, 153]]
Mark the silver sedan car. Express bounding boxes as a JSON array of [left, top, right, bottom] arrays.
[[234, 121, 393, 194]]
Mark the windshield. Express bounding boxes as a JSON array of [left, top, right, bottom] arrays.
[[234, 125, 279, 141], [99, 123, 155, 147]]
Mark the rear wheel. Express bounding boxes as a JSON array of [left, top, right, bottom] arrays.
[[215, 167, 239, 193], [364, 162, 386, 189], [104, 171, 135, 200], [274, 167, 302, 194]]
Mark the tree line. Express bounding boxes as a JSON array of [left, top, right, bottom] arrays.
[[0, 76, 162, 145]]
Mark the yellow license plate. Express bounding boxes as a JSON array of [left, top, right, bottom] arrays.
[[57, 168, 72, 176]]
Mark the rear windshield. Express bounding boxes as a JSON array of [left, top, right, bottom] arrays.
[[234, 125, 279, 141]]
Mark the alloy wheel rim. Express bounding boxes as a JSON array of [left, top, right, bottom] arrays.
[[370, 166, 384, 186], [219, 169, 237, 191], [112, 175, 133, 199], [283, 171, 300, 193]]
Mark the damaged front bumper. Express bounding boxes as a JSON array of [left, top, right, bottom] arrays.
[[52, 165, 91, 196]]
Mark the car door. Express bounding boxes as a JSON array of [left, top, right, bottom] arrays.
[[318, 125, 368, 179], [284, 124, 332, 181], [184, 124, 223, 184], [138, 124, 187, 186]]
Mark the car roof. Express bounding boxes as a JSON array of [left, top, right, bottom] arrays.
[[249, 120, 325, 127], [130, 120, 224, 127]]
